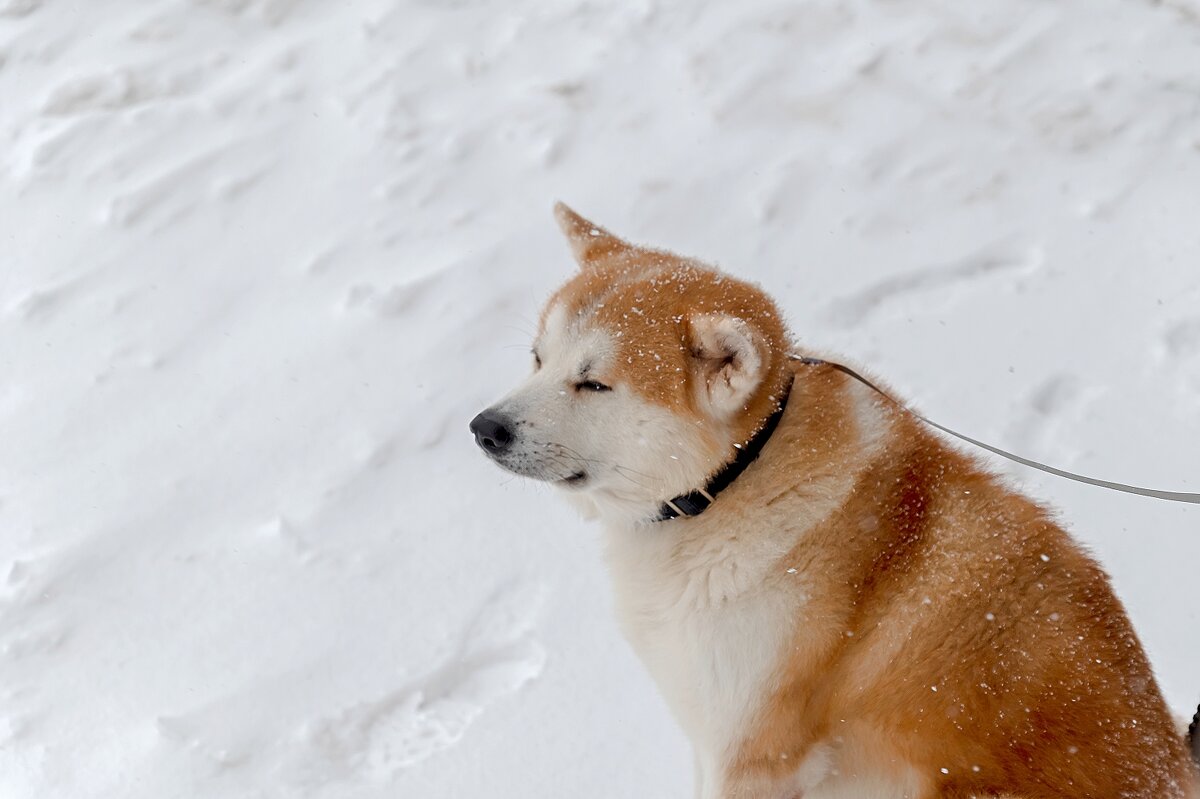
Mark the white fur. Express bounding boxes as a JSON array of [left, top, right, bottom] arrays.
[[479, 305, 920, 797], [484, 302, 722, 525], [603, 515, 929, 799], [604, 521, 800, 798], [804, 774, 927, 799], [848, 374, 894, 452], [597, 373, 906, 799]]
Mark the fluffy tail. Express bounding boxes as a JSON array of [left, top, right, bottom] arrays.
[[1191, 703, 1200, 765]]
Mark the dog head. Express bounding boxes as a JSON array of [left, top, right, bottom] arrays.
[[470, 204, 793, 524]]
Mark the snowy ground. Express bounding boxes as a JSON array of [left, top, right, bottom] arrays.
[[2, 1, 1199, 797]]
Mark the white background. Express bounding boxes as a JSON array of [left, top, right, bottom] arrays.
[[2, 0, 1198, 796]]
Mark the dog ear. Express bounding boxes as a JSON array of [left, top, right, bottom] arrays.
[[687, 314, 765, 418], [554, 202, 636, 269]]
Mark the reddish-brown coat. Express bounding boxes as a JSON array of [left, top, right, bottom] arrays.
[[548, 205, 1198, 798]]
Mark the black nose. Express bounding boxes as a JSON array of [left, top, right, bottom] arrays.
[[470, 410, 514, 454]]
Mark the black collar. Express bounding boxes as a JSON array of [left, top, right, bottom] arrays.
[[653, 378, 793, 522]]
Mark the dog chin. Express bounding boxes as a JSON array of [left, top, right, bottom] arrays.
[[561, 490, 602, 521], [491, 456, 587, 487]]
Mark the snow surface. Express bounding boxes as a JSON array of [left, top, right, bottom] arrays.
[[2, 1, 1199, 797]]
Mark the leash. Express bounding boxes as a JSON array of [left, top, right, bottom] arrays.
[[794, 355, 1200, 505]]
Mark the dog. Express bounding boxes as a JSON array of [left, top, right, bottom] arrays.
[[470, 204, 1200, 799]]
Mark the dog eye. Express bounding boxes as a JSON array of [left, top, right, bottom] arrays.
[[576, 380, 612, 393], [532, 351, 542, 370]]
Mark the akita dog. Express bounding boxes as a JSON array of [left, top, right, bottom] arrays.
[[470, 205, 1200, 799]]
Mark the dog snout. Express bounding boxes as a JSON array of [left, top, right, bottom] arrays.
[[470, 409, 515, 455]]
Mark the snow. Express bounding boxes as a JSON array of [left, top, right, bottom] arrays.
[[1, 0, 1198, 797]]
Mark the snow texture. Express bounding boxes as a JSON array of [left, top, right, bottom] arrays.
[[1, 1, 1198, 797]]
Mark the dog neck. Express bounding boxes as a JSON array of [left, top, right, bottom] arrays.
[[652, 377, 794, 523]]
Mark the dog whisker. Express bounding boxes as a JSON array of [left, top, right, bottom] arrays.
[[550, 443, 650, 478], [545, 443, 661, 489]]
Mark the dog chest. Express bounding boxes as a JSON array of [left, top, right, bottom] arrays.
[[603, 525, 800, 758]]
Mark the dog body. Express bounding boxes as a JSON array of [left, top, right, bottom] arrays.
[[471, 206, 1200, 798]]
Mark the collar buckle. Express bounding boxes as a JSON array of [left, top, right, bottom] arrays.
[[653, 379, 793, 523]]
